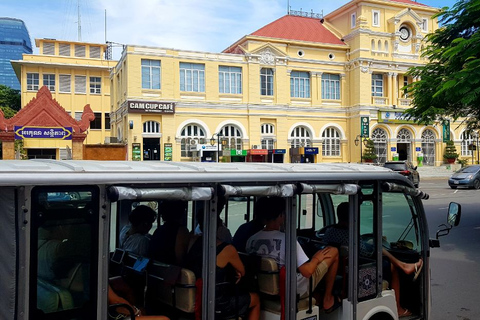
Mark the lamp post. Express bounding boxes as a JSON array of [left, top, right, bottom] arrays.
[[210, 132, 222, 162], [355, 135, 363, 163]]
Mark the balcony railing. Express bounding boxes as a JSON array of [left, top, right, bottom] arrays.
[[372, 96, 388, 105]]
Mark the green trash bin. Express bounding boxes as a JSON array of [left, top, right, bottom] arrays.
[[392, 153, 399, 161]]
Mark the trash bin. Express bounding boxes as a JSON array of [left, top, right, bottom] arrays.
[[392, 153, 399, 161], [417, 153, 423, 167]]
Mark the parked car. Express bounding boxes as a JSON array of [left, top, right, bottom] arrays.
[[448, 165, 480, 189], [384, 161, 420, 187]]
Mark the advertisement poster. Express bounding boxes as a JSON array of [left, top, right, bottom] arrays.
[[132, 143, 141, 161], [164, 143, 172, 161]]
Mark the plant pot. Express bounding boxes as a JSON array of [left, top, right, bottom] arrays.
[[363, 159, 374, 163], [446, 158, 456, 164]]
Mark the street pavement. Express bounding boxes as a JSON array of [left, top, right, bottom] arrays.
[[416, 164, 458, 179]]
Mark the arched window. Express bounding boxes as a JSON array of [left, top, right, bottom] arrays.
[[322, 127, 341, 157], [384, 41, 389, 53], [143, 121, 160, 133], [180, 124, 207, 157], [377, 40, 382, 51], [461, 131, 474, 156], [290, 126, 311, 148], [421, 129, 436, 166], [372, 128, 388, 164], [261, 123, 275, 149], [397, 128, 412, 142], [371, 39, 375, 51], [219, 125, 243, 150]]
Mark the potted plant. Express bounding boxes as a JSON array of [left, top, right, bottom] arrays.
[[443, 140, 458, 164], [362, 139, 378, 163]]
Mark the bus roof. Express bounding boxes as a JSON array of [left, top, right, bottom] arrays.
[[0, 160, 410, 186]]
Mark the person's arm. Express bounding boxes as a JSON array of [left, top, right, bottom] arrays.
[[220, 244, 245, 277], [175, 226, 190, 265], [297, 246, 331, 278]]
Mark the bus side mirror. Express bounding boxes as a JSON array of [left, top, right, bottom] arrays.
[[435, 202, 461, 241], [447, 202, 461, 227]]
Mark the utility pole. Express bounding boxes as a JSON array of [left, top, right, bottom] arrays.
[[77, 0, 82, 41]]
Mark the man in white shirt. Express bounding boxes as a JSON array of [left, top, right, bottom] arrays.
[[246, 196, 340, 313]]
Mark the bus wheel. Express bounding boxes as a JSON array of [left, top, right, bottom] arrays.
[[369, 312, 394, 320]]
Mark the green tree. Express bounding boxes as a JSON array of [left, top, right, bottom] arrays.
[[0, 84, 21, 112], [406, 0, 480, 129]]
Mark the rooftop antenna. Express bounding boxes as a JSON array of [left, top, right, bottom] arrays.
[[77, 0, 82, 41], [287, 0, 290, 14]]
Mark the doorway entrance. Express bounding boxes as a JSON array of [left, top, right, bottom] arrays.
[[143, 138, 160, 161], [396, 129, 412, 161]]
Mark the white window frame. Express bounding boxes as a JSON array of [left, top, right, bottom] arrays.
[[322, 127, 341, 157], [180, 124, 207, 157], [321, 74, 341, 100], [421, 18, 428, 32], [27, 73, 39, 91], [372, 10, 380, 27], [260, 68, 274, 96], [90, 76, 101, 94], [261, 123, 275, 150], [351, 12, 357, 28], [290, 71, 310, 98], [142, 59, 161, 90], [180, 63, 205, 92], [372, 74, 384, 97], [219, 66, 242, 94], [290, 126, 311, 148], [461, 132, 474, 156], [43, 74, 55, 92]]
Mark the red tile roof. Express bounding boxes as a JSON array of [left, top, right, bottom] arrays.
[[388, 0, 429, 7], [250, 15, 345, 46]]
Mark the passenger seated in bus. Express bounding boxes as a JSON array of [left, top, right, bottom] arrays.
[[119, 205, 157, 257], [323, 202, 423, 318], [232, 204, 267, 253], [184, 209, 261, 320], [108, 285, 170, 320], [193, 197, 232, 243], [148, 200, 190, 265], [246, 196, 341, 314]]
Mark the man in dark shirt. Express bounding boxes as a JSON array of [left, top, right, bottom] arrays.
[[232, 203, 266, 252]]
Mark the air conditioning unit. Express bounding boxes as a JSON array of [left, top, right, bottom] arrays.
[[252, 145, 259, 149]]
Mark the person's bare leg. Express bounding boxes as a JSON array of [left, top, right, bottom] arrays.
[[389, 262, 408, 315], [382, 248, 422, 275], [248, 292, 260, 320], [322, 247, 339, 310]]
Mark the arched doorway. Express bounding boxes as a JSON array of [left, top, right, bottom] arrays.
[[372, 128, 388, 164], [421, 129, 436, 166], [397, 128, 412, 161]]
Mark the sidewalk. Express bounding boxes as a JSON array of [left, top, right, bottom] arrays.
[[416, 164, 459, 179]]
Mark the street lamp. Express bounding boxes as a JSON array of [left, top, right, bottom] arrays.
[[210, 132, 222, 162], [354, 135, 368, 163]]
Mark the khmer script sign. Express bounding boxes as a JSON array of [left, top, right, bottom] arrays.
[[14, 126, 73, 140]]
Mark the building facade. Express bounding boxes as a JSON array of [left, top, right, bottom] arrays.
[[0, 17, 32, 90], [10, 39, 116, 159], [110, 0, 469, 165]]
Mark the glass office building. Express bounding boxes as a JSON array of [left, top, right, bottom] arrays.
[[0, 18, 32, 90]]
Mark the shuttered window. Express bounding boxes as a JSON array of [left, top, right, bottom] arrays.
[[75, 45, 86, 57], [89, 46, 101, 58], [59, 44, 71, 56], [43, 42, 55, 55], [59, 74, 71, 93], [75, 75, 87, 94]]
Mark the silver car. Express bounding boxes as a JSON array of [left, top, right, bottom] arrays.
[[448, 165, 480, 189]]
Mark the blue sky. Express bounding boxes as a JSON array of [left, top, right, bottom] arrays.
[[1, 0, 457, 58]]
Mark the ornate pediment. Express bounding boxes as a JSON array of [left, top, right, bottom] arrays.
[[389, 8, 423, 26], [0, 86, 94, 133], [248, 44, 288, 65]]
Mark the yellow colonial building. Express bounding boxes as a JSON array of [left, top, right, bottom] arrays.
[[110, 0, 470, 165], [10, 39, 116, 159]]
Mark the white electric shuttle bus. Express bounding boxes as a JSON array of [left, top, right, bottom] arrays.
[[0, 160, 460, 320]]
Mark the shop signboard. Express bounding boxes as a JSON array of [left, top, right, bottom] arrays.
[[164, 143, 172, 161], [304, 147, 319, 155], [443, 120, 450, 142], [361, 116, 369, 137], [14, 126, 73, 140], [126, 100, 175, 114]]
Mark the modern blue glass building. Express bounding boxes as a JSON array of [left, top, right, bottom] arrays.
[[0, 18, 32, 90]]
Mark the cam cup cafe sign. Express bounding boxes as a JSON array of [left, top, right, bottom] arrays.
[[14, 126, 73, 140], [127, 100, 175, 114]]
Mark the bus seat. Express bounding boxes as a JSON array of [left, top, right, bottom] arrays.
[[37, 278, 74, 313], [257, 257, 314, 318], [146, 261, 196, 314]]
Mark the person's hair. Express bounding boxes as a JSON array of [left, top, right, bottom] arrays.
[[255, 196, 286, 221], [336, 202, 349, 224], [129, 205, 157, 226], [159, 200, 187, 222]]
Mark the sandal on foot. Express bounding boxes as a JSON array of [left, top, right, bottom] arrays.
[[413, 259, 423, 281], [399, 308, 412, 318], [325, 296, 342, 314]]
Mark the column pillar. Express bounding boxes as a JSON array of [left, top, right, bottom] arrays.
[[0, 133, 15, 160], [72, 134, 87, 160]]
